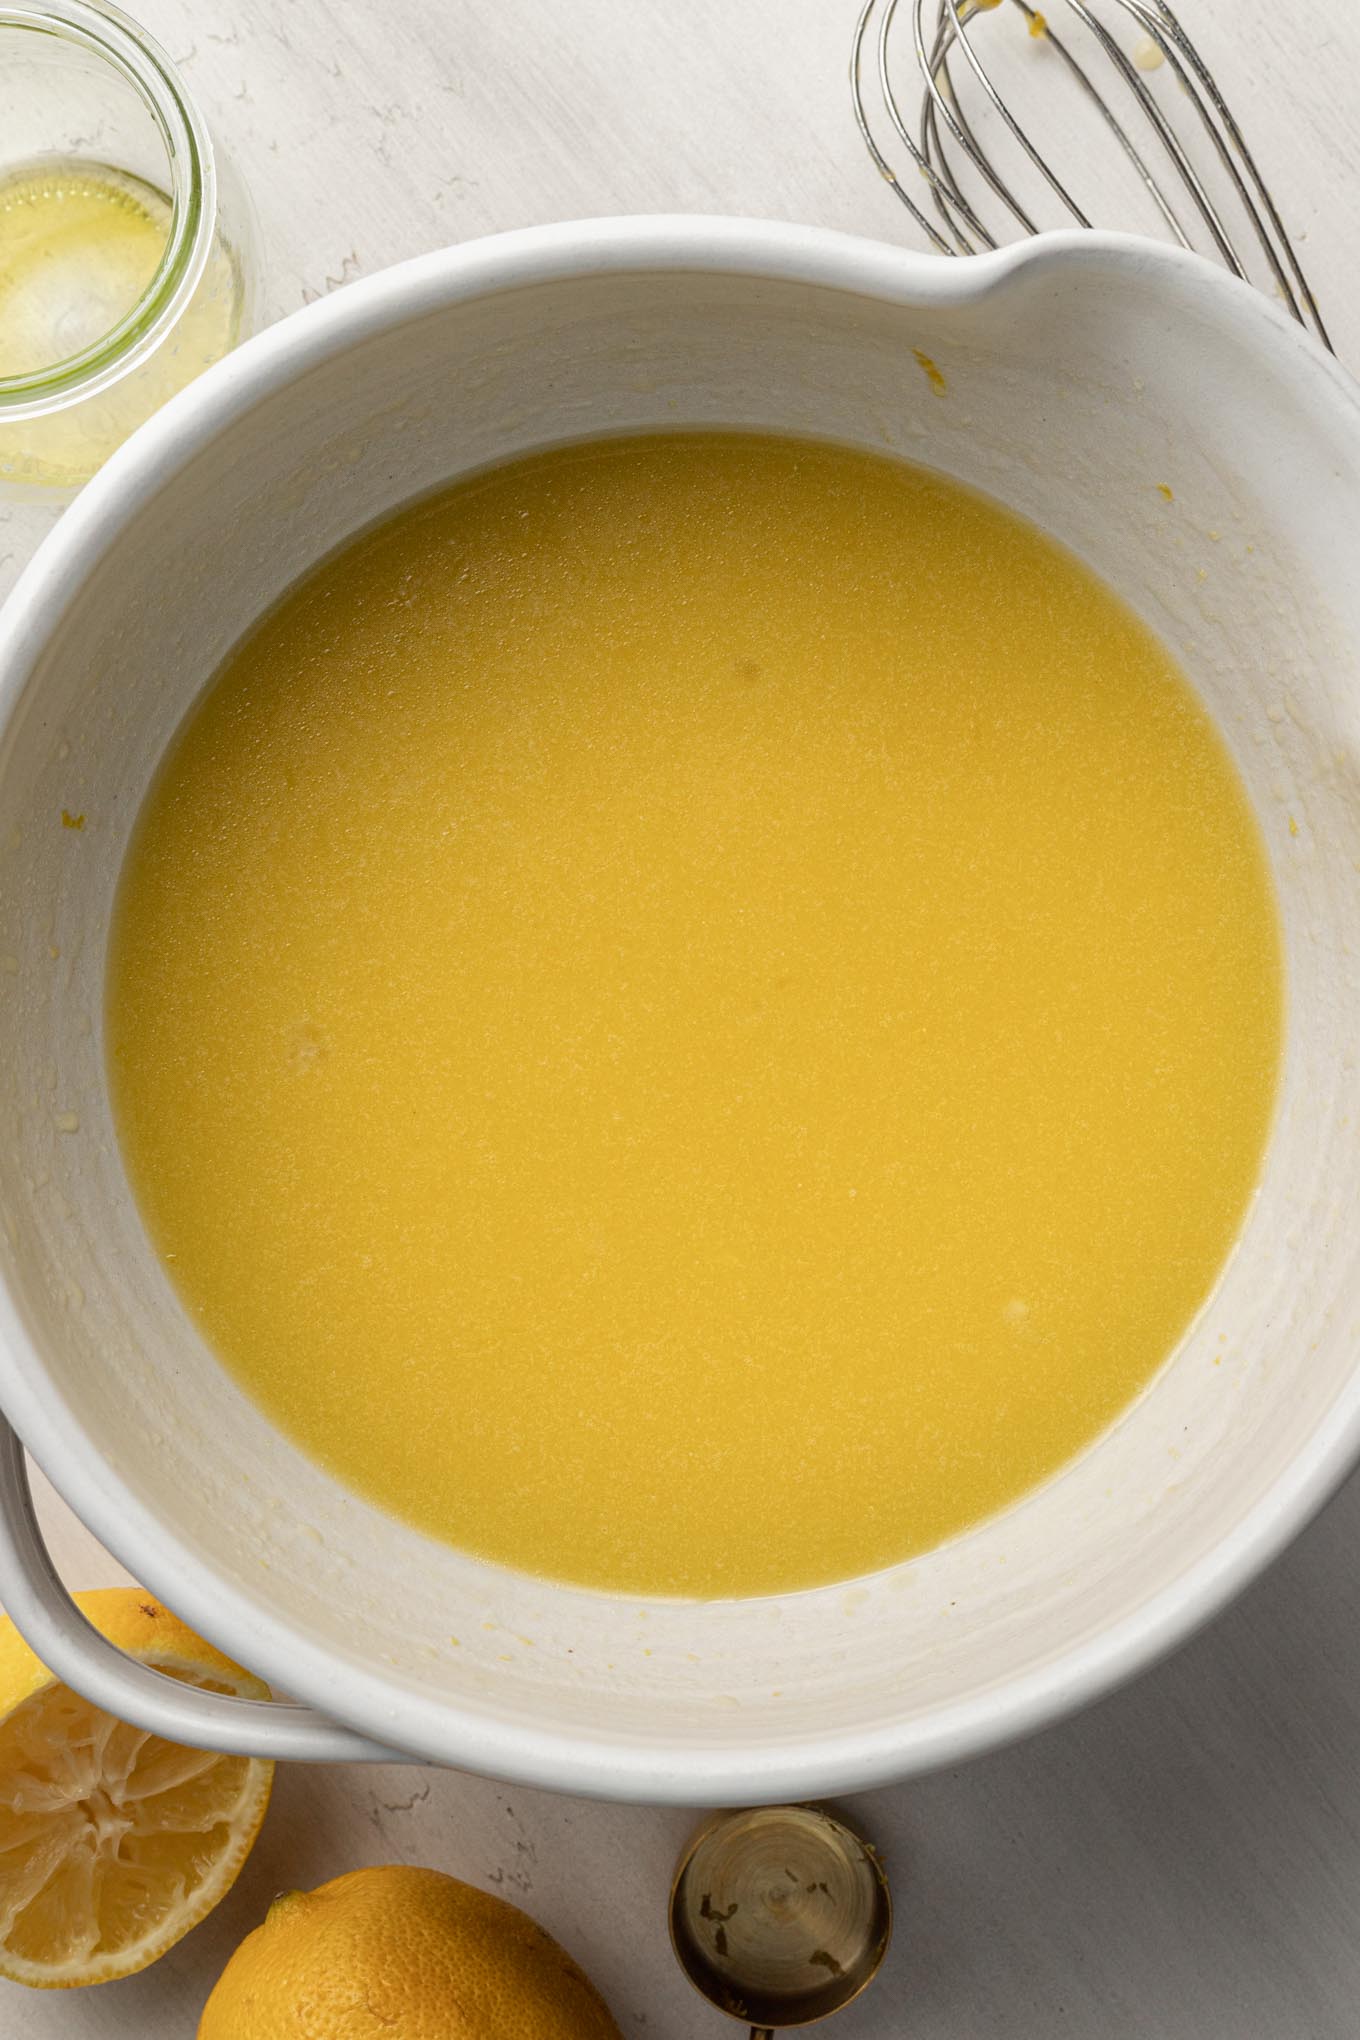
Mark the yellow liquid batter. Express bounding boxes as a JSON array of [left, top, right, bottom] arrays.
[[107, 434, 1282, 1598]]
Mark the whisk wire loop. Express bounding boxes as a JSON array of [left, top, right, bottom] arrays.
[[850, 0, 1331, 352]]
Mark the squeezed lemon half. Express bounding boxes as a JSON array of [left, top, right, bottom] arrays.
[[0, 1588, 273, 1988]]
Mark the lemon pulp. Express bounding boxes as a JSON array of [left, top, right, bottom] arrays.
[[0, 1590, 272, 1987], [106, 434, 1283, 1597]]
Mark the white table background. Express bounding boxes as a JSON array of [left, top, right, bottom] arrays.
[[3, 2, 1360, 2033]]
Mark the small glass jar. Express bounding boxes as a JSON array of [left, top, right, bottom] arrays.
[[0, 0, 260, 496]]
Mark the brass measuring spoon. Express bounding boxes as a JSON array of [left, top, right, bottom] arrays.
[[669, 1805, 892, 2037]]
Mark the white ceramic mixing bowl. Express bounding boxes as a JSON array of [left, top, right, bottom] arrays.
[[0, 218, 1357, 1803]]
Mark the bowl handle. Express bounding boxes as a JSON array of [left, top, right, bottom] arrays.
[[0, 1418, 409, 1763]]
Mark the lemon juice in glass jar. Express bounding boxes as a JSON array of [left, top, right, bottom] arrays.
[[0, 0, 258, 495]]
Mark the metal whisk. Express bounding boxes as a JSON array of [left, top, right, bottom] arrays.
[[851, 0, 1330, 351]]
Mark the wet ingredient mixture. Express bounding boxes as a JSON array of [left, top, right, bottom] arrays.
[[107, 434, 1282, 1596]]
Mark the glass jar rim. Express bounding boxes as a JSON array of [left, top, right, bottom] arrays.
[[0, 0, 217, 417]]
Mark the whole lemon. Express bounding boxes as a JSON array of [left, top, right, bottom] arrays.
[[198, 1864, 622, 2038]]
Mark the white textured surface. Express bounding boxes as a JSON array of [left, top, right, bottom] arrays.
[[3, 1, 1360, 2033]]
